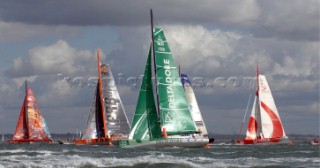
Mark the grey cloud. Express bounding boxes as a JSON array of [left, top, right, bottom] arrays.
[[0, 0, 259, 26], [0, 0, 319, 135], [0, 0, 317, 41], [253, 0, 319, 41], [4, 40, 97, 78]]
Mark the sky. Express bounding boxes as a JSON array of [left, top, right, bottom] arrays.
[[0, 0, 319, 136]]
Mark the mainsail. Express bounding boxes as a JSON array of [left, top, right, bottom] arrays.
[[81, 50, 130, 142], [9, 82, 52, 143], [257, 75, 286, 139], [104, 64, 131, 138], [153, 28, 198, 135], [181, 74, 208, 136]]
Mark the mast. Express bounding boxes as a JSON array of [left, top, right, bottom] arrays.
[[150, 9, 162, 131], [256, 65, 259, 92], [24, 80, 29, 138], [25, 80, 27, 94], [255, 65, 261, 139], [178, 65, 181, 77], [97, 49, 108, 138]]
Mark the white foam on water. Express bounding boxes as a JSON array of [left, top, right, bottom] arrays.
[[0, 149, 57, 156], [101, 154, 201, 168], [0, 149, 26, 153], [0, 153, 204, 168], [0, 148, 319, 168], [263, 156, 320, 167], [210, 151, 237, 155], [1, 153, 301, 168]]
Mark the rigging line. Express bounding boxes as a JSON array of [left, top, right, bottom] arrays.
[[237, 78, 256, 140]]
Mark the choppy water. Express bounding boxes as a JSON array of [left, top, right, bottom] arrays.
[[0, 143, 319, 168]]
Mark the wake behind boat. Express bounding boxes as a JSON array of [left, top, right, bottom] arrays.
[[8, 81, 53, 144], [119, 9, 209, 148], [75, 49, 130, 145], [237, 66, 290, 145], [309, 138, 319, 145]]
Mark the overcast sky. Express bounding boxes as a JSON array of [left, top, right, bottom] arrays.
[[0, 0, 319, 136]]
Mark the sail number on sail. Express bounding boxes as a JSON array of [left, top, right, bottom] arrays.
[[105, 92, 119, 122]]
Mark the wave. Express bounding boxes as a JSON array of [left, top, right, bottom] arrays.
[[0, 154, 200, 168], [0, 149, 55, 156], [1, 152, 319, 168]]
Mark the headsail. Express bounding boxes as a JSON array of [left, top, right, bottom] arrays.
[[129, 47, 161, 140], [153, 27, 197, 135], [245, 95, 260, 140], [13, 96, 29, 140], [83, 86, 99, 139], [181, 74, 208, 136]]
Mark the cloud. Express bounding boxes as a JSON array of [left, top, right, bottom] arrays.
[[30, 40, 85, 74], [163, 25, 242, 74], [0, 40, 101, 133], [0, 21, 79, 43], [0, 0, 260, 26], [0, 0, 317, 42], [5, 40, 97, 78], [254, 0, 319, 41], [0, 1, 318, 135]]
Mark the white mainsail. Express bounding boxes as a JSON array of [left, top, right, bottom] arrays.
[[258, 75, 286, 139], [104, 66, 131, 138]]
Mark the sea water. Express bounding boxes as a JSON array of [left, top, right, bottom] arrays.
[[0, 143, 319, 168]]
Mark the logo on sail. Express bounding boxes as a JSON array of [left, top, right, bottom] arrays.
[[101, 64, 108, 75], [164, 112, 173, 122], [164, 59, 175, 109]]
